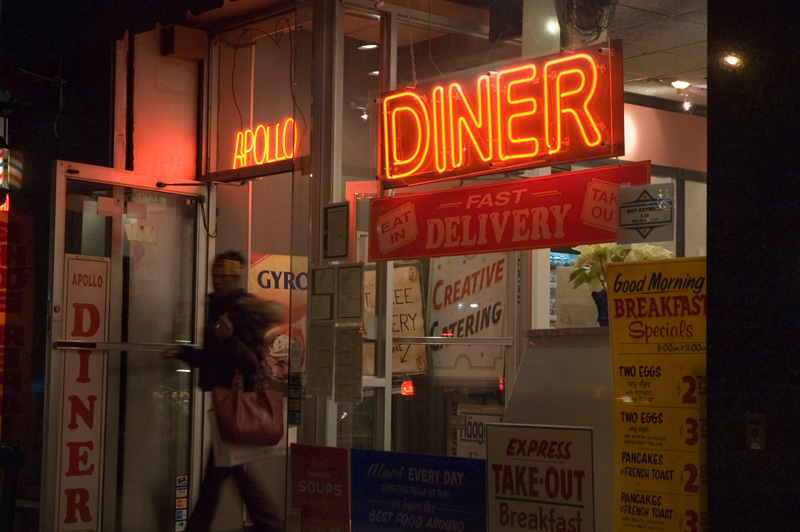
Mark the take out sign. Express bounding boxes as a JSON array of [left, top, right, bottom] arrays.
[[379, 41, 624, 186], [368, 161, 650, 262]]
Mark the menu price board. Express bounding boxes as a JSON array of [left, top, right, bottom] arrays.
[[607, 257, 707, 532]]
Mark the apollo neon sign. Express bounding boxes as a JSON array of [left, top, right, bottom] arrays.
[[233, 117, 298, 169], [379, 42, 624, 185]]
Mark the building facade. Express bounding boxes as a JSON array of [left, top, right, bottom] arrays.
[[2, 1, 791, 531]]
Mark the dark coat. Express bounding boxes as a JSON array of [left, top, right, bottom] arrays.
[[180, 289, 275, 391]]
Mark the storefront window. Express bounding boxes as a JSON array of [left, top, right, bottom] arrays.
[[339, 6, 529, 455], [338, 1, 706, 459], [211, 10, 312, 173]]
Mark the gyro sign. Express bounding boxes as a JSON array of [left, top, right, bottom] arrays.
[[379, 41, 624, 186]]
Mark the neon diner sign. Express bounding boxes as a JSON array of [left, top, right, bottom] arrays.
[[233, 117, 298, 169], [379, 42, 624, 185]]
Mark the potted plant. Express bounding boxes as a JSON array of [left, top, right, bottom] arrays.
[[568, 243, 672, 325]]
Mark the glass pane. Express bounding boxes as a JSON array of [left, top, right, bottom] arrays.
[[396, 15, 521, 87], [123, 189, 198, 344], [337, 393, 377, 450], [212, 11, 312, 174], [393, 376, 503, 456], [116, 350, 193, 531], [63, 179, 198, 532]]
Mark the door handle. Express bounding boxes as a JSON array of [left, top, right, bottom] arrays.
[[54, 340, 200, 351]]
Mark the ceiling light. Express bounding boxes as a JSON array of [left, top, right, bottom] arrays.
[[368, 70, 379, 76], [546, 18, 559, 35], [358, 44, 378, 50], [671, 80, 690, 90], [724, 54, 741, 66]]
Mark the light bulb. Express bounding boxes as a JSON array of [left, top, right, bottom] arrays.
[[724, 54, 741, 66], [671, 80, 690, 90]]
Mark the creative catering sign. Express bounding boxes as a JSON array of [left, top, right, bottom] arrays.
[[379, 42, 624, 186], [369, 161, 650, 261]]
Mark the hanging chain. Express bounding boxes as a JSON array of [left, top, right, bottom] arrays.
[[406, 0, 417, 87], [569, 0, 578, 50]]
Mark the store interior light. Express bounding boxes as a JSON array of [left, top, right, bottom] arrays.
[[671, 80, 690, 90], [683, 97, 692, 111], [724, 54, 741, 66], [546, 18, 559, 34], [358, 43, 378, 50], [368, 70, 380, 76]]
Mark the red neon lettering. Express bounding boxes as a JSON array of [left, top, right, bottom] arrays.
[[65, 441, 95, 476], [382, 92, 430, 179], [232, 117, 298, 168], [254, 124, 269, 164], [71, 303, 100, 338], [496, 65, 539, 160], [67, 395, 97, 430], [63, 487, 93, 524], [544, 54, 601, 154], [380, 51, 609, 181], [448, 76, 493, 168], [432, 86, 447, 173]]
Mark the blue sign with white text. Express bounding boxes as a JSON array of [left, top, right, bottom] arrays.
[[351, 449, 486, 532]]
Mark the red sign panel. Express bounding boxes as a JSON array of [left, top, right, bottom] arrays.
[[379, 41, 624, 186], [368, 161, 650, 261], [290, 443, 350, 532], [58, 255, 110, 530]]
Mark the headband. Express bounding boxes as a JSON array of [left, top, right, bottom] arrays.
[[212, 258, 243, 276]]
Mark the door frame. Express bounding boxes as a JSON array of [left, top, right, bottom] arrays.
[[42, 160, 210, 531]]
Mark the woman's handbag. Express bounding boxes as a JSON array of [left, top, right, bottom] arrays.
[[212, 373, 284, 446], [209, 398, 287, 467]]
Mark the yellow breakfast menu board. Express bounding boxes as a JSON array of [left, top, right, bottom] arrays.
[[606, 257, 707, 532]]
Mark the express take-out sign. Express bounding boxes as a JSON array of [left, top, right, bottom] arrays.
[[379, 42, 624, 186]]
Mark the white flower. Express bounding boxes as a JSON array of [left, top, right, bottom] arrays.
[[625, 243, 673, 262], [570, 242, 672, 290]]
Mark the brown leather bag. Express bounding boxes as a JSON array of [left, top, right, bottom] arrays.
[[212, 373, 284, 446]]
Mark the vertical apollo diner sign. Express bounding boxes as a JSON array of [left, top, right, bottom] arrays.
[[58, 255, 110, 531], [379, 41, 624, 187]]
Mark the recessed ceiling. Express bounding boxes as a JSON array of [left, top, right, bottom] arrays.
[[186, 0, 707, 111]]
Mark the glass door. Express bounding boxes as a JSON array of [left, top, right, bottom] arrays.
[[46, 162, 207, 532]]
